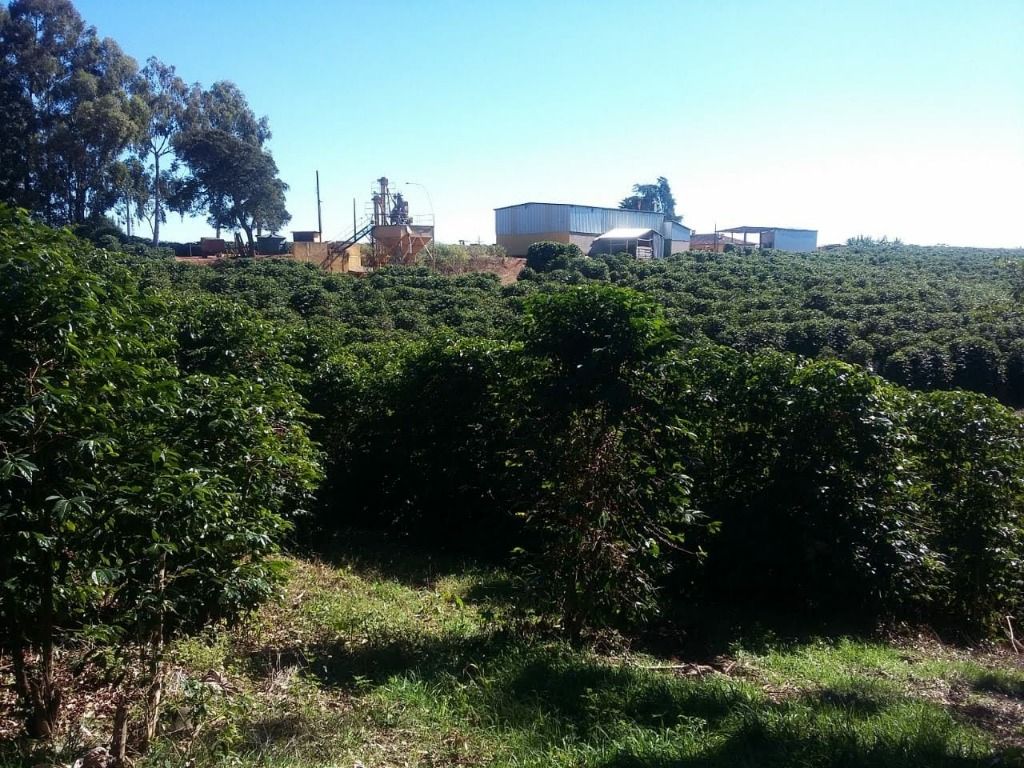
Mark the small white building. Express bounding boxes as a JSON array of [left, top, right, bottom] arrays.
[[718, 226, 818, 253], [590, 228, 664, 259]]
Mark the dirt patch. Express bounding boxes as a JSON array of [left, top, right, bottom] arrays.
[[432, 259, 524, 286], [950, 684, 1024, 750], [455, 257, 525, 285]]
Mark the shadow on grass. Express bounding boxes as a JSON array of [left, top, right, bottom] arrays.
[[245, 629, 1008, 767], [264, 533, 1013, 766], [639, 601, 885, 663], [803, 678, 891, 717], [971, 671, 1024, 699], [496, 649, 748, 735], [597, 680, 998, 768], [599, 715, 999, 768], [463, 571, 521, 607], [298, 528, 497, 589]]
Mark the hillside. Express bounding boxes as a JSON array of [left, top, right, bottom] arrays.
[[3, 210, 1024, 768]]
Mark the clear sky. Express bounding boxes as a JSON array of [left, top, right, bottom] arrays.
[[74, 0, 1024, 247]]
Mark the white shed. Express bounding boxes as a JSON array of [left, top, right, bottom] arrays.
[[589, 227, 665, 260]]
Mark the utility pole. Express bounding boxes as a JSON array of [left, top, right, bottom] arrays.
[[316, 170, 323, 237]]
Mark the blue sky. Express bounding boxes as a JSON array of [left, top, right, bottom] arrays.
[[76, 0, 1024, 247]]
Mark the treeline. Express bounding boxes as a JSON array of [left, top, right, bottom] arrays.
[[0, 0, 288, 248], [2, 209, 1024, 754]]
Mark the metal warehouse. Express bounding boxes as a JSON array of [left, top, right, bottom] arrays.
[[495, 202, 692, 258]]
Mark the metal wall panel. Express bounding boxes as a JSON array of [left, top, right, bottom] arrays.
[[495, 204, 571, 235], [771, 229, 818, 252], [662, 221, 692, 241], [570, 206, 663, 234]]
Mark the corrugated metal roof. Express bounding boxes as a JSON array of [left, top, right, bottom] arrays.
[[594, 227, 658, 239], [720, 225, 817, 234]]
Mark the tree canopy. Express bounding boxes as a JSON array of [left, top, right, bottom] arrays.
[[619, 176, 678, 220], [171, 128, 290, 248], [0, 0, 280, 242]]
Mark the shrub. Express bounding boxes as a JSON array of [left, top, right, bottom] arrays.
[[907, 390, 1024, 633], [0, 206, 320, 746], [311, 337, 526, 555], [525, 241, 583, 272], [678, 348, 935, 621], [512, 286, 697, 635]]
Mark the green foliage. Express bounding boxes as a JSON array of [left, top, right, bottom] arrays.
[[311, 336, 524, 555], [171, 128, 290, 248], [677, 349, 935, 619], [0, 205, 319, 741], [418, 241, 508, 275], [511, 286, 697, 634], [134, 56, 188, 245], [311, 286, 699, 635], [0, 0, 146, 225], [906, 391, 1024, 632], [527, 246, 1024, 405], [143, 240, 1024, 638], [620, 176, 678, 220], [4, 206, 1024, 767], [0, 0, 277, 239], [525, 241, 583, 272]]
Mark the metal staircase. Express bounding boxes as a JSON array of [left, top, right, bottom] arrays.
[[323, 220, 374, 271]]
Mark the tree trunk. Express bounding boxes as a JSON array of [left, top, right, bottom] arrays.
[[11, 641, 61, 739], [141, 628, 165, 751], [152, 152, 161, 247], [110, 695, 129, 765], [140, 553, 167, 752], [242, 223, 255, 254]]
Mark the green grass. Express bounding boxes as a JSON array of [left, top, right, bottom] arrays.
[[136, 543, 1024, 768]]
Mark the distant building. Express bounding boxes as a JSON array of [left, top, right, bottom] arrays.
[[495, 202, 691, 258], [690, 233, 748, 252], [717, 226, 818, 253], [291, 240, 364, 274]]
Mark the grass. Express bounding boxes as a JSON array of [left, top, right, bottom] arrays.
[[2, 537, 1018, 768], [127, 539, 1024, 768]]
